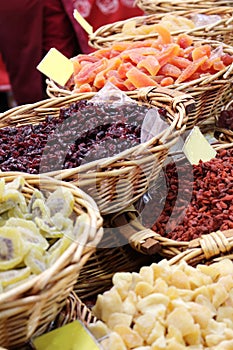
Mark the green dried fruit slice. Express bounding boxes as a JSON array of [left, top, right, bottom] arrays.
[[34, 217, 63, 239], [5, 176, 25, 192], [0, 227, 24, 270], [0, 266, 31, 287], [31, 198, 51, 220], [52, 213, 73, 235], [28, 189, 46, 213], [46, 237, 72, 267], [46, 187, 74, 217], [6, 218, 49, 252], [24, 247, 47, 275], [2, 189, 27, 213]]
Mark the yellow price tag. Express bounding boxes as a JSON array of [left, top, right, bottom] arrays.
[[182, 126, 217, 165], [33, 320, 102, 350], [73, 9, 93, 35], [37, 48, 74, 86]]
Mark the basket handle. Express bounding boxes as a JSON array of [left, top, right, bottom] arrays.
[[108, 206, 161, 255], [137, 86, 196, 121]]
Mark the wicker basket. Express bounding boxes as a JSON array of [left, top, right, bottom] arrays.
[[0, 172, 103, 349], [88, 8, 233, 49], [107, 141, 233, 260], [0, 87, 193, 215], [135, 0, 233, 14]]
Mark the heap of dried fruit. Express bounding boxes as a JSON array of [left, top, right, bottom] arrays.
[[0, 101, 152, 174], [141, 148, 233, 241], [89, 259, 233, 350], [70, 28, 233, 93], [0, 176, 83, 293]]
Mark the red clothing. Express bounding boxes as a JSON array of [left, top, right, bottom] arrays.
[[0, 0, 44, 104], [61, 0, 144, 53]]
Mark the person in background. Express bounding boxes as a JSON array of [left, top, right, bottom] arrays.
[[0, 0, 81, 107], [0, 0, 44, 105], [0, 0, 143, 108]]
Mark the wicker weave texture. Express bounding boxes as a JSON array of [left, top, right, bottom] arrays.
[[88, 8, 233, 49], [136, 0, 233, 14], [0, 173, 103, 349]]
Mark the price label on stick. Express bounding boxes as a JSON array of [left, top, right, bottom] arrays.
[[36, 48, 74, 86], [33, 320, 102, 350], [182, 126, 217, 165], [73, 9, 93, 35]]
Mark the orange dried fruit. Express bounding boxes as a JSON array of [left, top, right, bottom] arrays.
[[126, 67, 158, 88], [176, 55, 208, 84]]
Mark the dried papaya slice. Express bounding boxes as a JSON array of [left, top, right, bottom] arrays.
[[137, 56, 161, 76], [152, 24, 172, 44], [170, 56, 190, 69], [24, 247, 47, 275], [78, 83, 93, 92], [118, 62, 134, 79], [108, 75, 128, 91], [126, 67, 158, 88], [6, 218, 49, 251], [159, 63, 181, 78], [176, 34, 193, 49], [157, 44, 180, 67], [75, 58, 108, 86], [175, 55, 208, 84], [160, 76, 174, 86], [192, 44, 211, 61], [0, 226, 24, 270], [0, 267, 31, 287]]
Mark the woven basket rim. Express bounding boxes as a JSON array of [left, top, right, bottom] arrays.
[[89, 8, 233, 49], [135, 0, 233, 13]]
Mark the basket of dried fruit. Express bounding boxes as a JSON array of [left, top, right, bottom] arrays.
[[88, 8, 233, 49], [0, 87, 193, 215], [46, 33, 233, 130], [135, 0, 233, 14], [108, 141, 233, 260], [0, 172, 103, 349]]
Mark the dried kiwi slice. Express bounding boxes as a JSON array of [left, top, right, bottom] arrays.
[[6, 218, 49, 252], [2, 189, 27, 213], [24, 247, 48, 274], [0, 266, 31, 287], [28, 189, 46, 213], [0, 226, 24, 270], [31, 198, 51, 221], [5, 176, 25, 192], [35, 218, 63, 238], [46, 237, 72, 267], [46, 187, 74, 217]]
